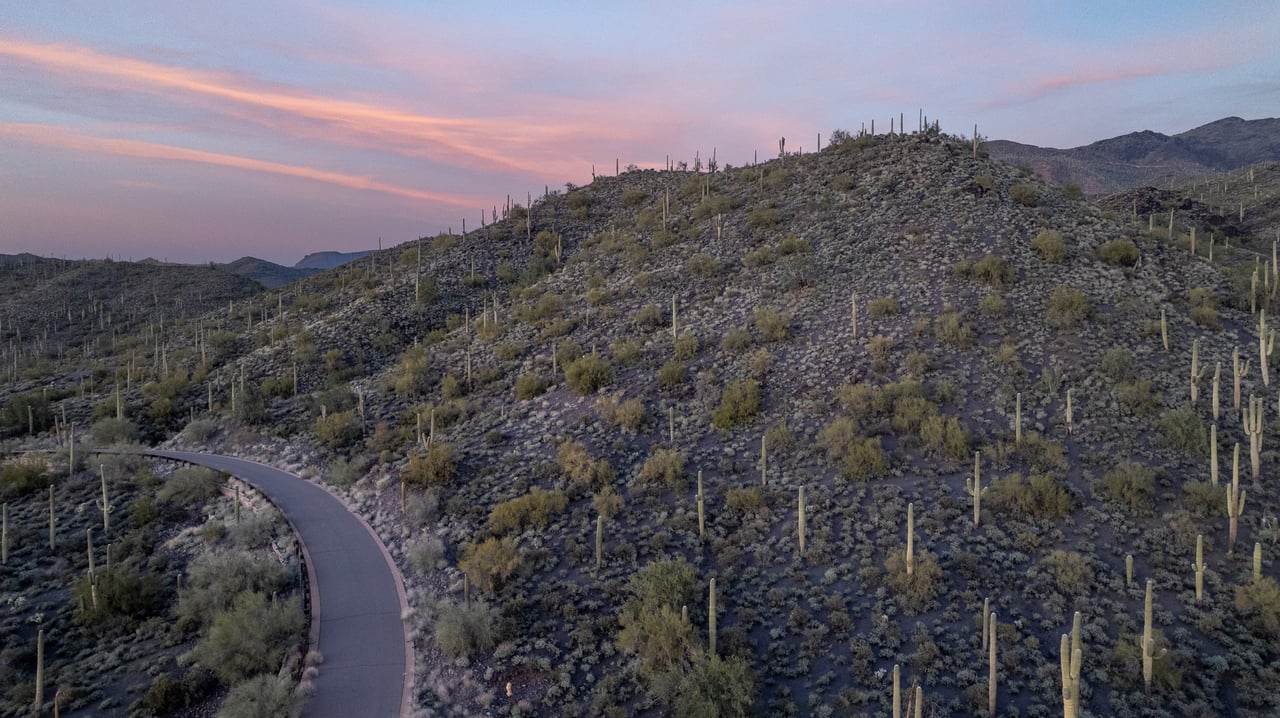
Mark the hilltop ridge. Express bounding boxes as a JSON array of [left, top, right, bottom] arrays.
[[3, 126, 1279, 717]]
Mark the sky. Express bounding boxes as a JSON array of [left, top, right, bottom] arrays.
[[1, 1, 1276, 265]]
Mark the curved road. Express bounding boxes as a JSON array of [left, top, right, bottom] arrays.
[[147, 450, 410, 718]]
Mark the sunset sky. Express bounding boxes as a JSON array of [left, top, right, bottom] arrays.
[[1, 1, 1276, 265]]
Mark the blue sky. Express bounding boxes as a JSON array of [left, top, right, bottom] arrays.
[[1, 0, 1276, 264]]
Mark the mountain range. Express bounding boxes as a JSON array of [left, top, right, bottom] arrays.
[[988, 116, 1280, 195]]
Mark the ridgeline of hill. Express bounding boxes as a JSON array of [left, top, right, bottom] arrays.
[[988, 116, 1280, 195], [4, 125, 1280, 717]]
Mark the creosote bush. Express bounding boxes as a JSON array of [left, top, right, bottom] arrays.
[[1099, 461, 1156, 513], [754, 307, 791, 342], [986, 473, 1073, 519], [1159, 407, 1208, 457], [435, 600, 498, 658], [405, 443, 458, 488], [885, 549, 942, 615], [636, 448, 687, 489], [597, 394, 647, 432], [712, 379, 762, 429], [489, 487, 568, 534], [1235, 577, 1280, 638], [1045, 287, 1090, 328], [971, 254, 1014, 288], [1040, 550, 1094, 595], [1031, 229, 1068, 262], [1097, 237, 1139, 266], [565, 353, 613, 395], [557, 439, 615, 487], [514, 372, 549, 400], [459, 536, 522, 592]]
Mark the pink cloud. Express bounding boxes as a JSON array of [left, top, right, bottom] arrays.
[[0, 122, 483, 207]]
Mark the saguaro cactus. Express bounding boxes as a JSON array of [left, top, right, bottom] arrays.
[[1259, 311, 1275, 387], [1061, 630, 1082, 718], [1212, 363, 1221, 421], [1193, 534, 1205, 602], [1254, 542, 1263, 583], [34, 628, 44, 713], [595, 514, 604, 570], [797, 486, 806, 556], [98, 464, 112, 532], [1190, 339, 1207, 404], [1244, 396, 1264, 480], [905, 502, 915, 576], [708, 577, 717, 656], [696, 471, 705, 540], [1014, 392, 1022, 444], [1210, 424, 1219, 486], [1065, 389, 1074, 435], [1228, 465, 1247, 553], [988, 610, 998, 716], [1160, 308, 1169, 351], [850, 293, 858, 338], [1234, 347, 1250, 412], [1142, 579, 1160, 695], [966, 452, 986, 526], [892, 664, 901, 718]]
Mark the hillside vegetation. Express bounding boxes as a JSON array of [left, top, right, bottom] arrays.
[[4, 127, 1280, 717]]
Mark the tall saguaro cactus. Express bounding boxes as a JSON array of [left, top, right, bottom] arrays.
[[797, 486, 806, 556], [1142, 579, 1159, 695], [1234, 346, 1251, 412], [1259, 311, 1275, 387], [988, 610, 998, 716], [1193, 534, 1205, 602], [966, 452, 986, 526], [708, 577, 717, 656], [1244, 396, 1264, 480], [1228, 468, 1247, 553], [905, 502, 915, 576], [1190, 339, 1207, 404]]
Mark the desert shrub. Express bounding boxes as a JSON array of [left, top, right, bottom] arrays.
[[0, 458, 50, 499], [635, 303, 665, 329], [514, 373, 549, 400], [724, 487, 768, 514], [1010, 183, 1038, 206], [1100, 346, 1137, 382], [934, 311, 974, 346], [611, 338, 642, 366], [979, 293, 1007, 317], [971, 254, 1014, 288], [391, 345, 434, 397], [891, 396, 936, 435], [720, 328, 753, 354], [192, 591, 304, 683], [435, 600, 498, 658], [1099, 461, 1156, 513], [622, 188, 647, 207], [1116, 379, 1161, 416], [557, 439, 614, 487], [322, 455, 369, 489], [158, 466, 223, 508], [488, 487, 568, 534], [458, 536, 522, 591], [686, 253, 721, 278], [565, 354, 613, 395], [597, 395, 647, 432], [636, 449, 687, 489], [617, 604, 695, 676], [746, 204, 780, 229], [1097, 238, 1139, 266], [407, 535, 446, 575], [1235, 577, 1280, 638], [673, 332, 699, 360], [1189, 287, 1220, 330], [1159, 407, 1208, 457], [555, 340, 584, 367], [884, 549, 942, 615], [1107, 630, 1183, 691], [177, 551, 293, 631], [404, 443, 457, 488], [986, 473, 1073, 519], [593, 487, 623, 518], [1031, 230, 1068, 262], [183, 418, 219, 442], [920, 414, 970, 460], [1045, 287, 1090, 328], [867, 296, 900, 317], [748, 349, 772, 379], [818, 417, 859, 457], [754, 308, 791, 342], [566, 191, 589, 218], [313, 410, 361, 451], [217, 674, 300, 718], [1040, 550, 1094, 595], [91, 417, 139, 444], [777, 235, 810, 255], [73, 564, 167, 625], [838, 382, 888, 417], [1182, 481, 1225, 516], [712, 380, 762, 429], [866, 335, 894, 371], [653, 654, 756, 718], [1, 392, 52, 435], [658, 360, 688, 389], [841, 437, 890, 481]]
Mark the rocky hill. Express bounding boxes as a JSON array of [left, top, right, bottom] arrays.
[[4, 128, 1280, 717], [988, 116, 1280, 195], [294, 249, 373, 271], [219, 256, 318, 289]]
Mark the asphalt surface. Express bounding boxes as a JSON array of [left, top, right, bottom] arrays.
[[147, 450, 408, 718]]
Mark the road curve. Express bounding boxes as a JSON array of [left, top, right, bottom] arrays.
[[146, 449, 410, 718]]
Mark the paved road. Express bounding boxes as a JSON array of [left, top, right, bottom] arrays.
[[147, 450, 410, 718]]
